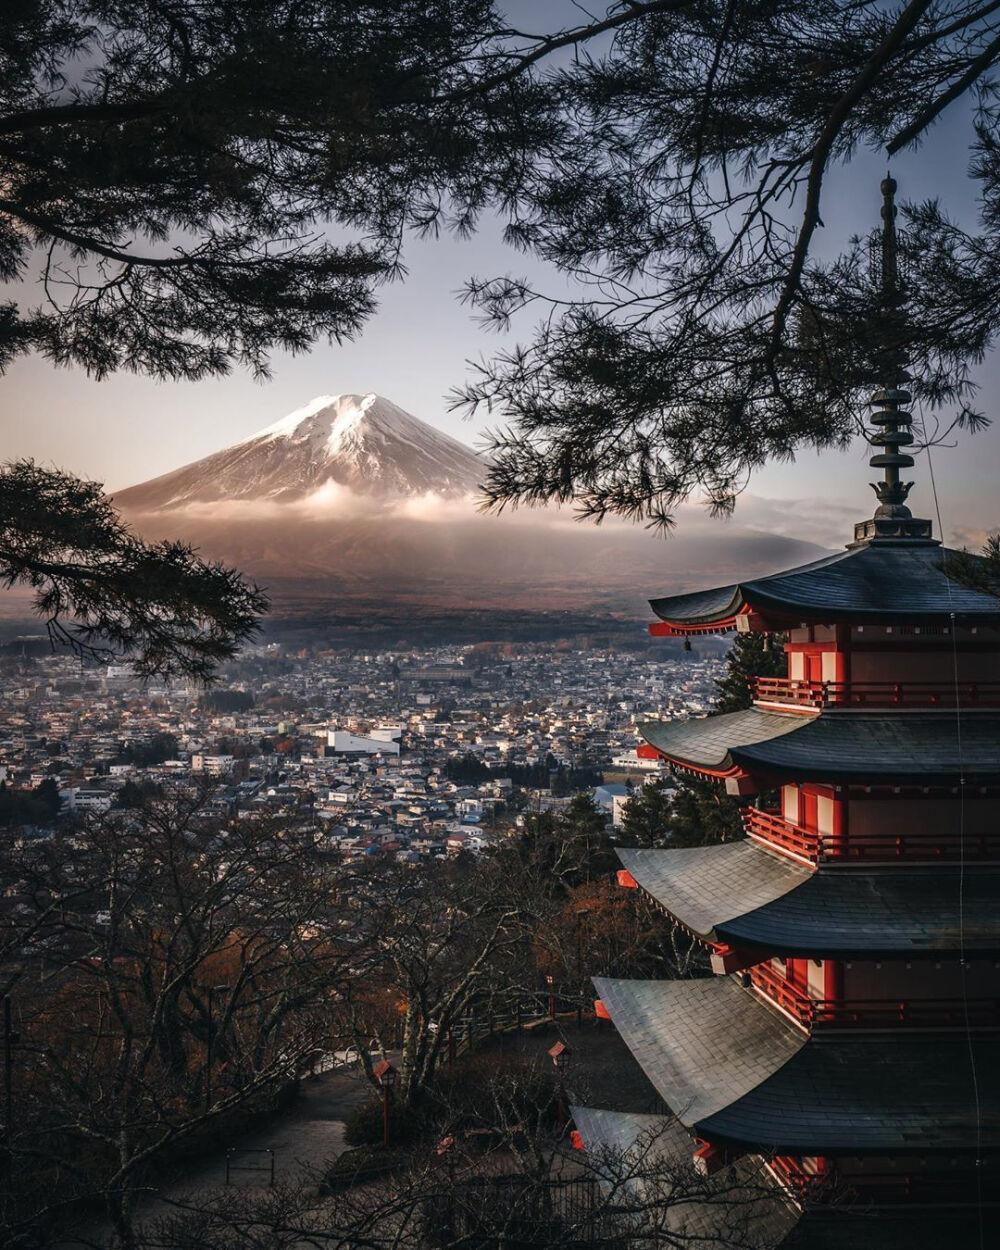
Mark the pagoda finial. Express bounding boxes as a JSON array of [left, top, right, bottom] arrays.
[[853, 175, 935, 545]]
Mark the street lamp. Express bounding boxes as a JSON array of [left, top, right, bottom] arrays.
[[373, 1057, 396, 1148], [205, 984, 231, 1112], [548, 1041, 570, 1131], [545, 973, 556, 1020]]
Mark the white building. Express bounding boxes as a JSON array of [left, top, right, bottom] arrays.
[[62, 787, 113, 813], [191, 753, 235, 776], [327, 727, 402, 756]]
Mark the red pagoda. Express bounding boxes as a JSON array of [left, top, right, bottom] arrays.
[[573, 180, 1000, 1246]]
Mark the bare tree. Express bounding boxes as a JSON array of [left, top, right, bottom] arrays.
[[0, 793, 353, 1248], [123, 1069, 800, 1250]]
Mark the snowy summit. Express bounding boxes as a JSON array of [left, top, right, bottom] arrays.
[[113, 393, 484, 510]]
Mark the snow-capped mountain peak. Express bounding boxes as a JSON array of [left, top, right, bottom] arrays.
[[114, 393, 485, 511]]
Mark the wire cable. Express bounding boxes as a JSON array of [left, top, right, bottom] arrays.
[[922, 417, 985, 1249]]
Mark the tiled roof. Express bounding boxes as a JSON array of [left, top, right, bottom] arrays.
[[596, 976, 1000, 1154], [616, 843, 808, 939], [649, 542, 1000, 627], [640, 709, 1000, 783], [591, 976, 805, 1123], [569, 1105, 798, 1244], [702, 1033, 1000, 1154], [570, 1105, 693, 1160], [725, 863, 1000, 955], [638, 708, 803, 772], [732, 712, 1000, 783], [617, 844, 1000, 955], [571, 1107, 999, 1247]]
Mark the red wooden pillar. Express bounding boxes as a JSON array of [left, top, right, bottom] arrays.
[[830, 792, 847, 858]]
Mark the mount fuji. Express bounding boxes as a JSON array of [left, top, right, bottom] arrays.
[[114, 392, 827, 624], [113, 393, 483, 510]]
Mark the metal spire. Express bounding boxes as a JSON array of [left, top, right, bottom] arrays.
[[853, 176, 935, 545]]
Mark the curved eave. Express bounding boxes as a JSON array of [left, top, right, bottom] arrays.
[[648, 583, 745, 630], [591, 976, 805, 1126], [648, 543, 1000, 632], [570, 1106, 798, 1244], [641, 710, 1000, 786], [596, 976, 1000, 1156], [638, 709, 806, 778], [615, 843, 809, 945], [617, 845, 1000, 957]]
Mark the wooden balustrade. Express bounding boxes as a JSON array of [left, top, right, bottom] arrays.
[[743, 807, 1000, 863], [742, 808, 820, 859], [748, 963, 1000, 1031], [747, 963, 812, 1027], [753, 676, 1000, 709]]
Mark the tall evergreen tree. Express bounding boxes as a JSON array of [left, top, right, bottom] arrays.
[[624, 631, 787, 847], [714, 633, 787, 713]]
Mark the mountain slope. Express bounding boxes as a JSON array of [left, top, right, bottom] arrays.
[[113, 389, 830, 620], [113, 393, 483, 510]]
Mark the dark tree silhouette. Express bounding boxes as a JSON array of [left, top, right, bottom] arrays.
[[455, 3, 1000, 526], [8, 4, 1000, 668], [619, 779, 675, 849], [0, 462, 266, 680], [0, 1, 548, 380]]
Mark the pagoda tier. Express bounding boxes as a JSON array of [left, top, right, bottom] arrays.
[[594, 179, 999, 1235], [616, 844, 1000, 958], [592, 976, 1000, 1155], [648, 542, 1000, 635], [569, 1105, 799, 1243], [570, 1105, 995, 1247], [639, 709, 1000, 787]]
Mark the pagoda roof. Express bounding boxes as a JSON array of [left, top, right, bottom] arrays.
[[594, 975, 1000, 1154], [570, 1108, 1000, 1248], [592, 976, 805, 1124], [640, 709, 1000, 784], [569, 1105, 798, 1244], [649, 542, 1000, 630], [617, 844, 1000, 956]]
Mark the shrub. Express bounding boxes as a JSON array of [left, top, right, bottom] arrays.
[[321, 1145, 409, 1192]]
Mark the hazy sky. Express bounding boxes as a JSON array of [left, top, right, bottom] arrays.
[[2, 4, 998, 553]]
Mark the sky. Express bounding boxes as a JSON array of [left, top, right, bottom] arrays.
[[2, 4, 998, 554]]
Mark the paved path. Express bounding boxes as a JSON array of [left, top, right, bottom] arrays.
[[60, 1061, 376, 1247], [183, 1062, 373, 1191]]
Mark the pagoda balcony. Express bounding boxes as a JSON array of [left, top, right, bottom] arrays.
[[769, 1155, 989, 1207], [743, 807, 821, 860], [753, 676, 1000, 710], [744, 806, 1000, 862], [748, 963, 1000, 1032]]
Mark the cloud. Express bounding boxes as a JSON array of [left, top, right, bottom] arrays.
[[124, 478, 865, 551]]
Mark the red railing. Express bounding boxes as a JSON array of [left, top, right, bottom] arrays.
[[744, 807, 1000, 863], [772, 1157, 987, 1205], [748, 963, 812, 1026], [742, 807, 820, 859], [754, 676, 1000, 709], [812, 997, 1000, 1029], [748, 964, 1000, 1031], [837, 1170, 990, 1204]]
